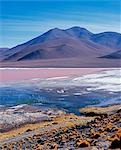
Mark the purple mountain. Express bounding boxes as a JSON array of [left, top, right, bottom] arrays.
[[101, 50, 121, 59], [0, 27, 121, 67], [0, 48, 9, 57]]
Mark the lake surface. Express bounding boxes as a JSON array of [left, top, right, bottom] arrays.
[[0, 68, 121, 115]]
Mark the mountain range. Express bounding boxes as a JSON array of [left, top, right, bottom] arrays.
[[0, 27, 121, 67]]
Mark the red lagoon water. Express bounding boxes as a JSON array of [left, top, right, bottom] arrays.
[[0, 68, 109, 83]]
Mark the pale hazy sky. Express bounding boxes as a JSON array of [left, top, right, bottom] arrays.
[[0, 0, 121, 48]]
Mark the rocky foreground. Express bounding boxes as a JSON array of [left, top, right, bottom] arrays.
[[0, 105, 121, 150], [0, 105, 65, 133]]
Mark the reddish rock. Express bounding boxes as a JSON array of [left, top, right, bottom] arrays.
[[50, 143, 58, 149], [92, 133, 100, 139], [32, 144, 42, 150], [116, 128, 121, 138], [26, 129, 32, 132], [110, 137, 121, 149], [76, 139, 90, 148]]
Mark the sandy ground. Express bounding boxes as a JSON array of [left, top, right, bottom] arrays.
[[0, 68, 110, 83], [0, 105, 120, 149], [0, 105, 65, 133], [0, 57, 121, 68]]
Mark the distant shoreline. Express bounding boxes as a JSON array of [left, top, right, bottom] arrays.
[[0, 68, 111, 83]]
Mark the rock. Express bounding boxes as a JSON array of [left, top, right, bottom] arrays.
[[37, 139, 43, 144], [110, 126, 119, 132], [116, 109, 121, 113], [26, 129, 32, 132], [107, 135, 116, 141], [104, 123, 113, 132], [110, 137, 121, 149], [52, 122, 58, 125], [92, 140, 99, 146], [61, 134, 68, 141], [98, 127, 104, 132], [50, 142, 58, 149], [0, 105, 120, 149], [76, 139, 90, 148], [32, 144, 42, 150], [90, 128, 95, 134], [92, 133, 100, 139], [116, 128, 121, 138], [80, 105, 121, 116]]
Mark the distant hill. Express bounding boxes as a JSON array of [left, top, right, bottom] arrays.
[[0, 27, 121, 67], [0, 48, 9, 57], [0, 48, 9, 51], [91, 32, 121, 50], [101, 50, 121, 59]]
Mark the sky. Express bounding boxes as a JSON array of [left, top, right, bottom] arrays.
[[0, 0, 121, 48]]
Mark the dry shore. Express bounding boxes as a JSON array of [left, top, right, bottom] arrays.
[[0, 105, 121, 149], [0, 105, 65, 133], [0, 68, 110, 83]]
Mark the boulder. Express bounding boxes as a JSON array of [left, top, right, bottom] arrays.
[[110, 137, 121, 149], [76, 139, 90, 148]]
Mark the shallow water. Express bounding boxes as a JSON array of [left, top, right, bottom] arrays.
[[0, 69, 121, 115]]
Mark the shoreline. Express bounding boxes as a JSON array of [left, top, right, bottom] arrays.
[[0, 105, 120, 149], [0, 68, 121, 149], [0, 104, 66, 133], [0, 68, 113, 83]]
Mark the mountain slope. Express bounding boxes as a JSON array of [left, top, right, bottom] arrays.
[[91, 32, 121, 50], [65, 26, 93, 40], [3, 39, 113, 62], [101, 50, 121, 59], [3, 37, 112, 61], [1, 27, 121, 63], [0, 48, 9, 57]]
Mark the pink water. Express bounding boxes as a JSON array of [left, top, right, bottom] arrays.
[[0, 68, 108, 83]]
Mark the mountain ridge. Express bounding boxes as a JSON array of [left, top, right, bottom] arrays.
[[1, 27, 121, 66], [101, 50, 121, 59]]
